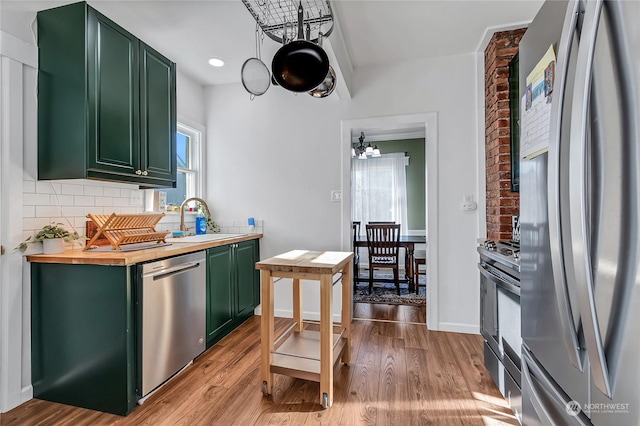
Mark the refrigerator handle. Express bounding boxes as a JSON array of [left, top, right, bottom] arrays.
[[546, 0, 583, 372], [568, 0, 612, 398]]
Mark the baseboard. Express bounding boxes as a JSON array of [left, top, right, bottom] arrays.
[[438, 322, 480, 335], [21, 385, 33, 404]]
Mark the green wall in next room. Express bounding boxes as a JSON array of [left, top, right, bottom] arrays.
[[375, 138, 426, 230]]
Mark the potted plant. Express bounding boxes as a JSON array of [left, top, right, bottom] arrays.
[[17, 223, 84, 254]]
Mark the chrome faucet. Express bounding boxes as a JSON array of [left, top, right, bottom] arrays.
[[180, 197, 212, 233]]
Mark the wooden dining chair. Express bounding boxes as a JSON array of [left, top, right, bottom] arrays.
[[413, 250, 426, 294], [365, 223, 401, 295], [352, 221, 361, 291]]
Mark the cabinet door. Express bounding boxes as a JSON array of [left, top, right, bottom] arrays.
[[235, 240, 257, 318], [139, 43, 176, 185], [206, 246, 234, 345], [87, 8, 139, 176]]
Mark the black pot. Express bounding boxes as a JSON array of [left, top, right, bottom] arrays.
[[271, 2, 329, 92]]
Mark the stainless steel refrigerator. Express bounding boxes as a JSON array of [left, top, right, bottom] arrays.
[[520, 0, 640, 425]]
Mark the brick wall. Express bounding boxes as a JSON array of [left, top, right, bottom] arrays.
[[485, 29, 525, 241]]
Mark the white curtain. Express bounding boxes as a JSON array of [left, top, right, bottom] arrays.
[[351, 152, 409, 235]]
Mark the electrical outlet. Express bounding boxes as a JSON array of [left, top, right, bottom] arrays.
[[130, 190, 143, 205], [331, 190, 342, 202]]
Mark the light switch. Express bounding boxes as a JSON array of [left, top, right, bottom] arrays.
[[331, 190, 342, 202]]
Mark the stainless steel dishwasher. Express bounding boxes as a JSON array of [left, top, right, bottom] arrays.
[[139, 250, 206, 397]]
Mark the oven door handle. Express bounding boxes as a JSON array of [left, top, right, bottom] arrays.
[[478, 264, 520, 296]]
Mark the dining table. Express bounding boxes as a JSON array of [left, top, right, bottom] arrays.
[[354, 234, 426, 292]]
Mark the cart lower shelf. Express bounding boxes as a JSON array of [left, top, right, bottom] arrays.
[[271, 330, 347, 382]]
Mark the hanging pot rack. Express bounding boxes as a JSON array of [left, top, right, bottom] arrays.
[[241, 0, 334, 44]]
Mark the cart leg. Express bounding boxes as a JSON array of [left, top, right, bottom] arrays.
[[320, 273, 333, 408], [341, 262, 352, 364], [292, 278, 303, 333], [260, 270, 274, 395]]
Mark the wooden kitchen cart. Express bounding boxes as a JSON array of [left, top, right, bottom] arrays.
[[256, 250, 354, 409]]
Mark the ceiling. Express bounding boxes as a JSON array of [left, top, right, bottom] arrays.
[[1, 0, 544, 87]]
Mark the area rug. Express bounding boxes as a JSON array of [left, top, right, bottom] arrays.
[[354, 271, 426, 306]]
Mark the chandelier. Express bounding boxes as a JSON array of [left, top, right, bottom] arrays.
[[352, 132, 381, 159]]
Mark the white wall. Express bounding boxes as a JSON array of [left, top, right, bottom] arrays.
[[205, 52, 481, 333], [177, 70, 206, 126]]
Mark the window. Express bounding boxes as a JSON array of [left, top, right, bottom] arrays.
[[155, 123, 203, 207], [351, 153, 409, 234]]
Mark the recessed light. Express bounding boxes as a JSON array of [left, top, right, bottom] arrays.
[[208, 57, 225, 67]]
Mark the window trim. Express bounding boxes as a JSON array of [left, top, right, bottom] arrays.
[[177, 122, 203, 199], [147, 118, 205, 212]]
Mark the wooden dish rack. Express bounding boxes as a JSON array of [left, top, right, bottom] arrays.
[[85, 213, 169, 250]]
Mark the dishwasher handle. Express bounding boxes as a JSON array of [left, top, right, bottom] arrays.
[[145, 261, 202, 281]]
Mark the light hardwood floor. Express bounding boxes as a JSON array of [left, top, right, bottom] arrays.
[[1, 304, 517, 425]]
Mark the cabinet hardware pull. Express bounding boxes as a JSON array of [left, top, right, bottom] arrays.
[[135, 170, 142, 175], [142, 170, 148, 176]]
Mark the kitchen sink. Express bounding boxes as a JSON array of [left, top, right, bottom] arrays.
[[165, 233, 247, 243]]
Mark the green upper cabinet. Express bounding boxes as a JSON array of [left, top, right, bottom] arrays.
[[140, 43, 176, 182], [37, 2, 176, 188], [87, 9, 139, 177]]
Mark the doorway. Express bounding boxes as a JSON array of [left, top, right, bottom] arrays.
[[341, 113, 439, 328]]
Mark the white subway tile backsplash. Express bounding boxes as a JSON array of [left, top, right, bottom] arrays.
[[61, 206, 85, 217], [51, 194, 75, 206], [112, 197, 130, 207], [119, 207, 139, 214], [24, 193, 52, 206], [75, 217, 89, 229], [35, 181, 61, 194], [85, 207, 104, 215], [23, 206, 35, 218], [84, 186, 104, 196], [103, 187, 121, 197], [74, 196, 95, 206], [49, 218, 74, 228], [23, 181, 36, 193], [60, 183, 84, 195], [36, 205, 61, 218], [24, 179, 172, 242], [23, 217, 54, 231], [213, 218, 264, 235], [95, 196, 114, 206]]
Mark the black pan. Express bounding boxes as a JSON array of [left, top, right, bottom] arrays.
[[271, 2, 329, 92]]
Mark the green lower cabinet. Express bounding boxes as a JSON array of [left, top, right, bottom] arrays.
[[31, 263, 137, 416], [206, 245, 234, 344], [206, 239, 260, 348]]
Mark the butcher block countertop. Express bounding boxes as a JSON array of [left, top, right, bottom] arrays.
[[26, 233, 262, 266], [256, 250, 353, 275]]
